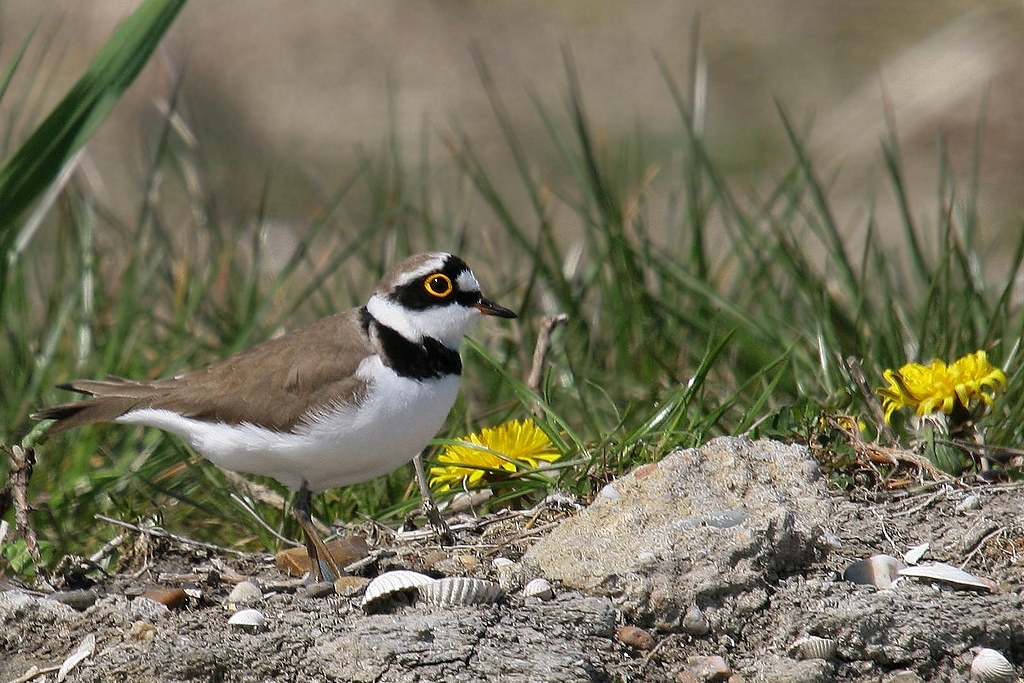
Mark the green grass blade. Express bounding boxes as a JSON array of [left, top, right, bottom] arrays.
[[0, 19, 37, 106], [0, 0, 187, 257]]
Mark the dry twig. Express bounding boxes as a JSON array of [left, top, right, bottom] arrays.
[[527, 314, 568, 415], [2, 444, 40, 564], [94, 514, 245, 556], [845, 356, 896, 443]]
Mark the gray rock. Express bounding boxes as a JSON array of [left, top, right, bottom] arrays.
[[522, 437, 836, 632], [129, 596, 171, 621], [50, 589, 100, 611], [757, 656, 835, 683], [313, 595, 617, 682], [0, 589, 78, 623]]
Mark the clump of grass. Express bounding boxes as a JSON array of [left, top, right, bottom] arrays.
[[2, 21, 1022, 576]]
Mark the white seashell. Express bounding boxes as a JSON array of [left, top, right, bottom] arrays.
[[57, 633, 95, 682], [971, 648, 1015, 682], [491, 557, 515, 570], [898, 562, 994, 591], [790, 635, 836, 660], [227, 581, 262, 604], [361, 570, 436, 608], [419, 577, 503, 606], [903, 542, 929, 565], [227, 608, 265, 630], [523, 578, 554, 601], [843, 554, 904, 589], [956, 494, 982, 513]]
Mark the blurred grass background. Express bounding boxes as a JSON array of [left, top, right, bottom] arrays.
[[2, 1, 1023, 574]]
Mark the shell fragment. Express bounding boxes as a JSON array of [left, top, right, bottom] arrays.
[[523, 578, 554, 601], [419, 577, 503, 606], [898, 562, 994, 592], [227, 608, 266, 630], [971, 648, 1015, 682], [361, 570, 437, 608], [790, 635, 836, 660], [843, 554, 904, 589]]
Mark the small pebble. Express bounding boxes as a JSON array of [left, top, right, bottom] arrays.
[[681, 605, 710, 636], [616, 625, 656, 651], [761, 659, 830, 683], [299, 581, 336, 600], [0, 591, 34, 609], [130, 596, 170, 621], [141, 587, 186, 609], [332, 576, 369, 597], [493, 560, 524, 593], [128, 620, 155, 642], [456, 554, 480, 570], [687, 655, 732, 683], [50, 589, 99, 611], [274, 536, 369, 577], [227, 581, 262, 604], [956, 494, 982, 513]]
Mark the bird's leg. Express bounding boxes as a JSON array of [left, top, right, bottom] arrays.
[[412, 452, 452, 542], [292, 482, 343, 583]]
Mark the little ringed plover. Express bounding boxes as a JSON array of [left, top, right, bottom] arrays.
[[33, 252, 517, 582]]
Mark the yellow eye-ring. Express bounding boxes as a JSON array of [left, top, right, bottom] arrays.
[[424, 273, 453, 298]]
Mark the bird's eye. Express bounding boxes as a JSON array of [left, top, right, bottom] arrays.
[[424, 273, 453, 298]]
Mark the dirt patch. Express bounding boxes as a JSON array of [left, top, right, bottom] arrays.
[[3, 440, 1024, 683]]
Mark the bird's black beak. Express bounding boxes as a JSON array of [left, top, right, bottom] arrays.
[[475, 296, 517, 319]]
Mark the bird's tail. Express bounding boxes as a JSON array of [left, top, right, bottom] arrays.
[[32, 377, 167, 434]]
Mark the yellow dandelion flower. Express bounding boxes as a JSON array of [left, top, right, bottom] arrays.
[[877, 350, 1007, 423], [430, 419, 560, 493]]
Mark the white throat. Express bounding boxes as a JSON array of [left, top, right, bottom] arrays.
[[365, 294, 480, 348]]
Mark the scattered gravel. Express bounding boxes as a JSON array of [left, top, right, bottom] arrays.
[[3, 436, 1023, 682]]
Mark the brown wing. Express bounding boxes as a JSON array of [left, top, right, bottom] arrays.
[[33, 308, 375, 434]]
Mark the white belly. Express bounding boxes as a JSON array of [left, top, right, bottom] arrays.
[[116, 357, 461, 492]]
